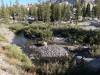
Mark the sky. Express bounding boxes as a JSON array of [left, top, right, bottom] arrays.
[[0, 0, 46, 6]]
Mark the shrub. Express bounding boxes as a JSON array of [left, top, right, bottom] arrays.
[[9, 23, 25, 35], [23, 25, 53, 42], [4, 44, 32, 69], [91, 45, 100, 56], [53, 28, 100, 45]]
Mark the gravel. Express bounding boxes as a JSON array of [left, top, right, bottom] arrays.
[[31, 45, 68, 58]]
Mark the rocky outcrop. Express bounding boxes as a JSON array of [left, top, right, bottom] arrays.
[[29, 45, 68, 59]]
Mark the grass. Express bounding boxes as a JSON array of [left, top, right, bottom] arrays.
[[0, 34, 7, 41], [36, 62, 69, 75], [3, 44, 32, 69], [91, 45, 100, 56]]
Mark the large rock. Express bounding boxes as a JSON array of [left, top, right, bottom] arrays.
[[30, 45, 68, 58], [86, 58, 100, 72]]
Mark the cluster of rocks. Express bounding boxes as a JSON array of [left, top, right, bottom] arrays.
[[30, 45, 69, 59]]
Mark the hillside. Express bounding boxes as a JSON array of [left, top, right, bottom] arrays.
[[0, 26, 33, 75]]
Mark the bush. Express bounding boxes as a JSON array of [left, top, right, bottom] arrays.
[[53, 28, 100, 45], [9, 23, 25, 35], [4, 44, 32, 69], [91, 45, 100, 56], [23, 25, 53, 42]]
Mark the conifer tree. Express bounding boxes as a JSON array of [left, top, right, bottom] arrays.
[[86, 3, 91, 17], [55, 4, 61, 21], [75, 0, 82, 21], [95, 0, 100, 18], [92, 6, 97, 18], [31, 5, 37, 17], [42, 3, 51, 22], [0, 0, 6, 18], [50, 3, 55, 22], [82, 5, 86, 19], [37, 4, 42, 21], [66, 5, 72, 21]]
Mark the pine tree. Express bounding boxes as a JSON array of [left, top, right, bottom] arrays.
[[61, 4, 65, 21], [66, 5, 72, 21], [50, 3, 55, 22], [92, 6, 97, 18], [31, 5, 37, 17], [55, 4, 61, 21], [95, 0, 100, 18], [37, 4, 43, 21], [15, 0, 19, 15], [19, 6, 28, 21], [75, 0, 82, 24], [42, 3, 51, 22], [82, 5, 86, 18], [86, 3, 91, 17], [75, 0, 82, 21], [0, 0, 6, 18]]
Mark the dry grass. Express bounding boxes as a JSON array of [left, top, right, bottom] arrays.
[[0, 47, 6, 54], [24, 72, 36, 75], [0, 34, 7, 41], [0, 47, 20, 65], [24, 65, 36, 75], [7, 58, 20, 65]]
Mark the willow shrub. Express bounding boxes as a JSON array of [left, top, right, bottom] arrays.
[[53, 28, 100, 45], [23, 25, 53, 42]]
